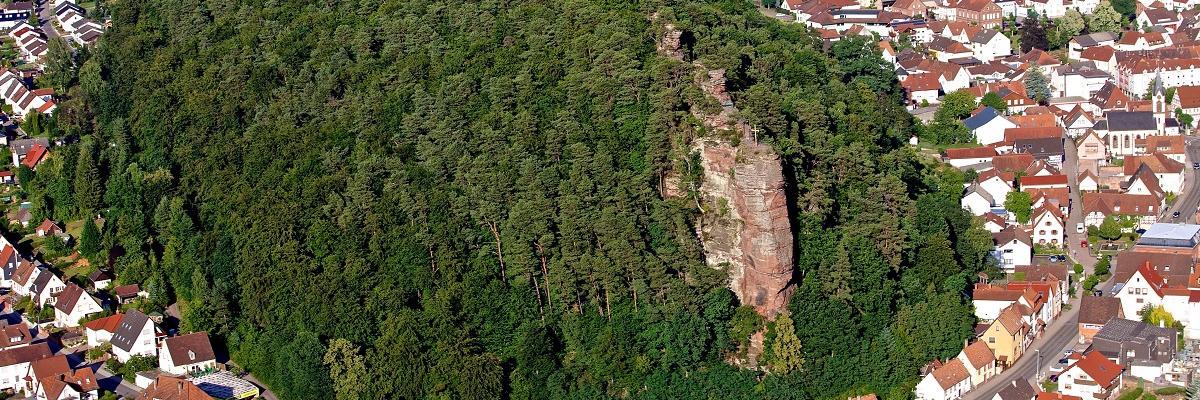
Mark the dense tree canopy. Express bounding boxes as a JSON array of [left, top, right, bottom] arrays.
[[35, 0, 994, 398]]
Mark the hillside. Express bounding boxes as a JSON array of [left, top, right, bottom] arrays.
[[25, 0, 998, 398]]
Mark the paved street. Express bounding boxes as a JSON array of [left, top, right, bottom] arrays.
[[965, 301, 1081, 399], [95, 365, 141, 398], [36, 0, 58, 39], [1161, 136, 1200, 223]]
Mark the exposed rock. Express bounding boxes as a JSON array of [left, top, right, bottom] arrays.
[[694, 138, 794, 317], [658, 24, 684, 61]]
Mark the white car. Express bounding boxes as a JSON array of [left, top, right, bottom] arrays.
[[1076, 222, 1085, 233]]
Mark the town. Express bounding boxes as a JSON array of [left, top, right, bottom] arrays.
[[769, 0, 1200, 397], [0, 0, 272, 399]]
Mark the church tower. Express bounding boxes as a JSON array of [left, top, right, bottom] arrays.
[[1153, 73, 1166, 133]]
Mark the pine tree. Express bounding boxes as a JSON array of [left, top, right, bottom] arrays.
[[78, 218, 101, 257], [769, 311, 806, 375], [73, 142, 102, 215]]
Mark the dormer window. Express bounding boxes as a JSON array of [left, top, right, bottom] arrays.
[[188, 350, 196, 361]]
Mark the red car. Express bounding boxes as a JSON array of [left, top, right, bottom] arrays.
[[1080, 240, 1088, 248]]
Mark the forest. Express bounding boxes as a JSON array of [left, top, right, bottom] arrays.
[[21, 0, 999, 398]]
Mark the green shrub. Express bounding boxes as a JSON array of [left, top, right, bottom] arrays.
[[1116, 388, 1144, 400], [1154, 387, 1185, 396]]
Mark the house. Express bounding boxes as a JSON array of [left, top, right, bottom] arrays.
[[1081, 192, 1160, 229], [1030, 204, 1065, 247], [0, 322, 31, 351], [88, 270, 112, 290], [1078, 169, 1099, 191], [956, 340, 997, 386], [0, 343, 50, 391], [991, 379, 1037, 400], [991, 153, 1035, 173], [964, 107, 1015, 145], [1123, 153, 1185, 194], [951, 0, 1003, 28], [983, 304, 1028, 367], [28, 269, 64, 308], [1136, 136, 1185, 163], [1069, 32, 1120, 61], [1113, 262, 1170, 320], [993, 227, 1032, 272], [889, 0, 928, 16], [24, 355, 98, 400], [1014, 264, 1071, 304], [1123, 164, 1166, 198], [1019, 174, 1069, 191], [914, 358, 971, 400], [52, 283, 101, 328], [9, 138, 47, 169], [928, 36, 973, 62], [1092, 318, 1177, 382], [945, 146, 997, 168], [0, 3, 33, 30], [1011, 137, 1065, 167], [53, 2, 103, 46], [114, 284, 148, 304], [20, 144, 46, 170], [962, 184, 997, 216], [1053, 62, 1111, 99], [968, 29, 1011, 62], [110, 310, 158, 362], [973, 283, 1025, 321], [1058, 351, 1123, 400], [1137, 8, 1182, 30], [1077, 296, 1123, 343], [1063, 107, 1097, 137], [159, 332, 217, 375], [1036, 392, 1083, 400], [902, 73, 942, 105], [0, 70, 55, 117], [7, 23, 45, 63], [84, 313, 122, 347], [33, 219, 62, 238], [983, 212, 1007, 232], [1173, 84, 1200, 122], [137, 375, 214, 400]]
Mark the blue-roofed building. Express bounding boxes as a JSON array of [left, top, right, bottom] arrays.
[[1135, 223, 1200, 256], [962, 106, 1015, 145], [0, 2, 32, 30]]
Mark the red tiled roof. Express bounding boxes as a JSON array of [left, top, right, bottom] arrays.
[[21, 144, 45, 169], [1067, 351, 1123, 389], [945, 146, 997, 159], [83, 313, 123, 333], [1020, 174, 1068, 186]]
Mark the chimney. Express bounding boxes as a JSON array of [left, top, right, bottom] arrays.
[[1160, 319, 1165, 328]]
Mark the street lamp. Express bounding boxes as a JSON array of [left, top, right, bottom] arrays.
[[1036, 349, 1041, 380]]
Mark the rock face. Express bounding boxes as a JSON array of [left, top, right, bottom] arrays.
[[654, 20, 794, 319], [694, 138, 794, 317], [691, 69, 794, 318]]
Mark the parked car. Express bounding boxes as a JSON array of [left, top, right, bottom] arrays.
[[1058, 358, 1069, 365], [1192, 162, 1198, 169], [1076, 222, 1085, 233], [1174, 211, 1181, 218]]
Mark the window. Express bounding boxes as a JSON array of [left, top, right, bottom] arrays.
[[989, 337, 995, 343]]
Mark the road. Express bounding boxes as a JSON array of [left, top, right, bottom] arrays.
[[36, 0, 59, 39], [95, 365, 141, 398], [1161, 136, 1200, 223], [965, 134, 1096, 399]]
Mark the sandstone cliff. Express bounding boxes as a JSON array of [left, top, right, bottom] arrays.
[[657, 23, 795, 319]]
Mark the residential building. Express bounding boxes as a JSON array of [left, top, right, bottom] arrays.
[[991, 379, 1037, 400], [914, 358, 972, 400], [159, 332, 217, 376], [84, 313, 122, 348], [111, 310, 159, 362], [0, 343, 50, 391], [993, 227, 1032, 272], [1030, 204, 1065, 246], [1081, 192, 1160, 228], [957, 340, 997, 386], [950, 0, 1002, 28], [137, 375, 214, 400], [983, 304, 1028, 367], [1078, 296, 1123, 343], [1092, 318, 1177, 382], [965, 107, 1015, 145], [1058, 351, 1124, 400], [52, 283, 101, 328]]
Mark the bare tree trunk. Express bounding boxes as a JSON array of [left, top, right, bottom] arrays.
[[536, 242, 552, 311], [486, 221, 506, 281]]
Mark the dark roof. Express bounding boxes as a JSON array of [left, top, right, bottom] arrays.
[[1078, 296, 1122, 325], [110, 310, 151, 352], [88, 269, 112, 283], [53, 283, 89, 314], [1105, 111, 1157, 131], [1072, 32, 1119, 47], [1095, 318, 1176, 343], [964, 106, 1001, 130], [164, 332, 216, 366], [995, 378, 1038, 400], [1012, 137, 1064, 157]]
